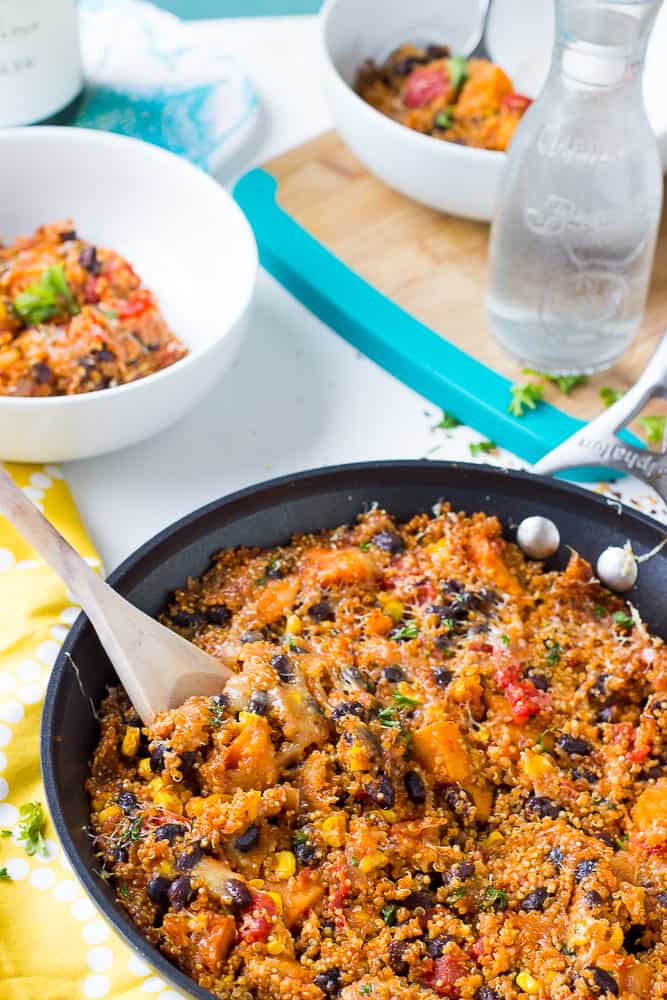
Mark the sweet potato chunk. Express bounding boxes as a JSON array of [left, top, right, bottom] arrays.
[[197, 914, 236, 973], [226, 716, 279, 790], [413, 720, 471, 782], [300, 547, 377, 587]]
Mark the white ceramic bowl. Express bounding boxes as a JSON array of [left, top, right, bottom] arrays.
[[0, 127, 258, 463], [320, 0, 667, 221]]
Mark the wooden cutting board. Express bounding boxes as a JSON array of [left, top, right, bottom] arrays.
[[263, 130, 667, 425]]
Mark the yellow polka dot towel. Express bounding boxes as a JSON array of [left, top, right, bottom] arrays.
[[0, 463, 187, 1000]]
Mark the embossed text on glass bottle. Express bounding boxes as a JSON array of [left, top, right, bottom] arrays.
[[486, 0, 663, 375]]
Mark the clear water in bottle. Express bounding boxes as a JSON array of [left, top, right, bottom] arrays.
[[486, 0, 663, 374]]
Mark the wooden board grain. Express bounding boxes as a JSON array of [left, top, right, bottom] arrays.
[[264, 130, 667, 424]]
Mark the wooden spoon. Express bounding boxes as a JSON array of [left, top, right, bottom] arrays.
[[0, 466, 233, 725]]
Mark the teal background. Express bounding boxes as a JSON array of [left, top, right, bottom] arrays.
[[155, 1, 322, 16]]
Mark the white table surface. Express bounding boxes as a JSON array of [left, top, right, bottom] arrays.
[[66, 14, 665, 572]]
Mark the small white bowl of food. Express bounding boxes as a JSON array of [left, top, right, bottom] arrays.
[[0, 127, 258, 462]]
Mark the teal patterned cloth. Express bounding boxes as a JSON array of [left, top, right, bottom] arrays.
[[74, 0, 260, 171]]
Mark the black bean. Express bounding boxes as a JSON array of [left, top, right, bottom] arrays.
[[597, 705, 618, 724], [234, 823, 260, 853], [476, 989, 501, 1000], [168, 875, 195, 910], [241, 630, 264, 643], [371, 531, 405, 554], [175, 843, 203, 871], [206, 604, 232, 626], [367, 774, 395, 808], [591, 674, 609, 699], [587, 966, 619, 996], [404, 770, 426, 804], [309, 600, 334, 623], [118, 791, 138, 815], [557, 734, 593, 756], [547, 845, 564, 869], [180, 750, 200, 782], [433, 667, 453, 688], [403, 890, 433, 910], [146, 876, 171, 906], [526, 795, 560, 819], [441, 784, 474, 823], [639, 763, 664, 781], [112, 846, 128, 864], [171, 610, 206, 629], [656, 891, 667, 908], [443, 579, 464, 593], [388, 940, 409, 976], [572, 768, 597, 784], [314, 968, 342, 996], [294, 840, 317, 866], [575, 859, 598, 883], [154, 823, 187, 845], [425, 933, 452, 959], [79, 245, 101, 274], [597, 831, 615, 849], [520, 887, 548, 911], [248, 690, 270, 716], [59, 229, 77, 242], [271, 654, 294, 683], [426, 44, 450, 59], [150, 743, 167, 773], [331, 701, 365, 721], [211, 693, 228, 708], [445, 861, 475, 883], [94, 348, 115, 363], [382, 665, 405, 683], [584, 890, 603, 907], [32, 362, 53, 385], [623, 924, 646, 954], [225, 877, 253, 911], [393, 56, 422, 75], [526, 672, 550, 692]]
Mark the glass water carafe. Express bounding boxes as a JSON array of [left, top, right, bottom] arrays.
[[486, 0, 663, 375]]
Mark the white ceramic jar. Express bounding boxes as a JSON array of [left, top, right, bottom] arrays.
[[0, 0, 82, 126]]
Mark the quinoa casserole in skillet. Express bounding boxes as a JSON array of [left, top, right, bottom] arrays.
[[88, 504, 667, 1000]]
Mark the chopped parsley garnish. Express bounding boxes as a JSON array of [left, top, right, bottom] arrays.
[[390, 621, 419, 642], [523, 369, 588, 395], [0, 867, 10, 881], [447, 886, 467, 903], [615, 834, 629, 851], [13, 264, 80, 325], [447, 55, 468, 91], [544, 638, 563, 664], [402, 729, 413, 759], [16, 801, 47, 857], [393, 691, 420, 709], [118, 881, 130, 899], [436, 409, 461, 430], [535, 729, 554, 754], [293, 830, 308, 845], [435, 109, 454, 130], [637, 414, 666, 445], [499, 633, 510, 646], [209, 697, 227, 727], [359, 542, 371, 551], [612, 610, 634, 630], [483, 886, 508, 911], [508, 381, 544, 417], [359, 986, 374, 996], [119, 815, 143, 846], [255, 576, 268, 586], [600, 386, 624, 408], [286, 636, 299, 650], [377, 707, 401, 728], [469, 440, 497, 457], [441, 617, 455, 631], [594, 605, 607, 618], [350, 856, 360, 867], [381, 902, 398, 926]]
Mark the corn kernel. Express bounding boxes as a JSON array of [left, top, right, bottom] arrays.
[[609, 923, 624, 950], [451, 678, 468, 702], [138, 757, 152, 781], [476, 727, 490, 744], [268, 850, 296, 881], [382, 599, 404, 624], [239, 711, 261, 726], [149, 777, 164, 794], [286, 614, 302, 635], [154, 790, 183, 814], [266, 937, 284, 955], [159, 861, 175, 877], [246, 790, 261, 822], [249, 878, 265, 889], [522, 751, 556, 779], [321, 814, 347, 847], [267, 891, 283, 913], [359, 851, 388, 875], [378, 809, 398, 823], [348, 743, 370, 773], [486, 831, 504, 848], [516, 971, 541, 994], [98, 805, 122, 824], [121, 725, 141, 757], [186, 796, 205, 817]]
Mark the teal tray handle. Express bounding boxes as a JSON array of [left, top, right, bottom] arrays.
[[233, 167, 637, 481]]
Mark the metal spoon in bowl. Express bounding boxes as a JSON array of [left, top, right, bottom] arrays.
[[468, 0, 494, 60], [0, 466, 233, 725]]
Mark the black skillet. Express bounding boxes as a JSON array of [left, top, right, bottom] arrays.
[[41, 461, 667, 999]]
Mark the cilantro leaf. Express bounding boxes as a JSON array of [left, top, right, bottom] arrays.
[[436, 409, 460, 430], [209, 696, 227, 727], [119, 814, 143, 846], [637, 414, 666, 446], [118, 880, 130, 899], [13, 264, 80, 325], [435, 109, 454, 130], [0, 866, 10, 881], [544, 638, 563, 664], [381, 903, 398, 926], [612, 610, 634, 630], [293, 830, 308, 845], [390, 621, 419, 641], [483, 886, 508, 911], [447, 886, 467, 903], [508, 381, 544, 417], [393, 691, 420, 709], [523, 369, 588, 395], [499, 634, 510, 646], [359, 542, 371, 551], [447, 55, 468, 91], [359, 986, 374, 996], [594, 605, 607, 618], [377, 707, 401, 728], [469, 440, 496, 457], [16, 801, 47, 857], [599, 386, 624, 408]]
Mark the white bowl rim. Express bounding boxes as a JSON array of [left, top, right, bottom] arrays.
[[319, 0, 507, 166], [0, 126, 259, 409]]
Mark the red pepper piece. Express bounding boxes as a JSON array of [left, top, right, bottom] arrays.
[[404, 66, 449, 108]]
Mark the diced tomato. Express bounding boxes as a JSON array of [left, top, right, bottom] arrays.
[[118, 288, 154, 319], [330, 870, 350, 911], [421, 955, 465, 997], [495, 665, 549, 724], [239, 889, 277, 943], [630, 744, 652, 764], [416, 580, 438, 604], [83, 276, 100, 304], [501, 92, 533, 113], [404, 66, 449, 108]]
